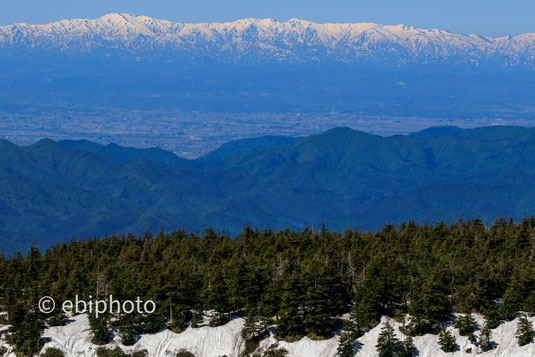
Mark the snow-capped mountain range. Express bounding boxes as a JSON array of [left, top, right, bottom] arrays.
[[1, 13, 535, 66]]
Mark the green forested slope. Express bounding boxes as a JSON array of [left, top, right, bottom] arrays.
[[3, 126, 535, 251], [2, 220, 535, 355]]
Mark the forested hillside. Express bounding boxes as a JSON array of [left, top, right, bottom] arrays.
[[4, 126, 535, 252], [2, 220, 535, 355]]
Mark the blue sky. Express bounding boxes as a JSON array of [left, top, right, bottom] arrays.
[[2, 0, 534, 36]]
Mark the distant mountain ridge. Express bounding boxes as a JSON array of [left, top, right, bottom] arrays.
[[3, 125, 535, 252], [1, 13, 534, 67]]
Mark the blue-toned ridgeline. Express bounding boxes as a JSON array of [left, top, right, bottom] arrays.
[[2, 125, 535, 253]]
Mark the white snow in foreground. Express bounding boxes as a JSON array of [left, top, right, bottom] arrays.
[[39, 314, 244, 357], [2, 313, 535, 356], [355, 315, 535, 357]]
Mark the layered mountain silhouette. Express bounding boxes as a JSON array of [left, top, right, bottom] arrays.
[[2, 125, 535, 252]]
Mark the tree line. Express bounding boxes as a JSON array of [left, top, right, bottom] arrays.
[[2, 218, 535, 355]]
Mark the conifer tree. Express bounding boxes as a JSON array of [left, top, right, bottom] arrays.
[[483, 304, 501, 330], [337, 330, 356, 357], [500, 276, 524, 321], [352, 285, 378, 330], [41, 347, 66, 357], [89, 312, 111, 345], [241, 312, 271, 356], [304, 263, 340, 337], [408, 274, 451, 333], [375, 319, 400, 357], [276, 273, 305, 339], [454, 313, 477, 336], [516, 314, 535, 346], [8, 307, 44, 356], [241, 264, 265, 315], [118, 313, 138, 346], [336, 313, 364, 357], [405, 315, 432, 336], [438, 328, 456, 353], [205, 268, 231, 327], [398, 336, 416, 357], [137, 310, 167, 334], [241, 312, 269, 341], [478, 319, 494, 352], [8, 220, 535, 356]]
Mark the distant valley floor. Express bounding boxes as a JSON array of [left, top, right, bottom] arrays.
[[1, 106, 533, 159]]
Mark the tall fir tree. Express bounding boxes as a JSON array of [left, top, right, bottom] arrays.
[[8, 306, 44, 356], [500, 276, 525, 321], [398, 336, 416, 357], [88, 312, 111, 345], [276, 273, 305, 339], [438, 327, 456, 353], [304, 263, 341, 337], [408, 273, 451, 334], [375, 319, 400, 357], [483, 304, 501, 330], [205, 267, 231, 326], [516, 314, 535, 347], [478, 318, 494, 352], [454, 313, 478, 336]]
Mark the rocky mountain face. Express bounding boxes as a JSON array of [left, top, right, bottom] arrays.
[[1, 13, 534, 66]]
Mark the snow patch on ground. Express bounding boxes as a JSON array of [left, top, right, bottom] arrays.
[[40, 314, 244, 357], [1, 313, 535, 356], [258, 334, 338, 357], [355, 315, 535, 357]]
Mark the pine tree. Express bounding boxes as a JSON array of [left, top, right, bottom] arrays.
[[438, 327, 456, 353], [408, 274, 451, 332], [241, 312, 269, 341], [336, 315, 364, 357], [276, 273, 305, 339], [405, 315, 432, 336], [8, 308, 44, 356], [454, 313, 477, 336], [500, 276, 525, 321], [205, 268, 231, 327], [398, 336, 416, 357], [337, 330, 356, 357], [137, 311, 167, 334], [304, 263, 340, 337], [478, 319, 493, 352], [89, 312, 111, 345], [483, 304, 501, 330], [375, 319, 400, 357], [352, 285, 378, 330], [169, 309, 193, 333], [41, 347, 66, 357], [516, 314, 535, 346], [241, 312, 271, 356], [118, 313, 138, 346]]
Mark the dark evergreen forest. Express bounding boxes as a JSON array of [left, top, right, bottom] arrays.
[[2, 219, 535, 356]]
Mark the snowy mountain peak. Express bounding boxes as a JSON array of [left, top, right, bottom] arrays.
[[0, 14, 534, 67], [100, 13, 136, 21]]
